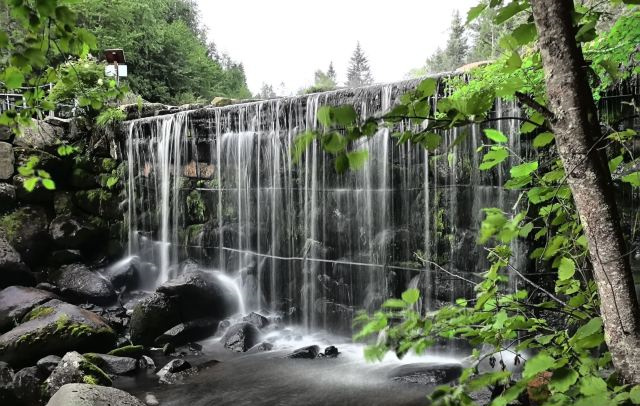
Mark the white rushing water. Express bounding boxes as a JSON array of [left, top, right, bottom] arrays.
[[124, 77, 527, 333]]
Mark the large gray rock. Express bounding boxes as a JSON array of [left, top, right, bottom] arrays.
[[154, 317, 219, 347], [0, 235, 33, 289], [49, 215, 98, 249], [13, 365, 47, 405], [130, 270, 238, 346], [242, 311, 270, 329], [50, 264, 116, 306], [0, 183, 16, 214], [287, 345, 320, 359], [47, 383, 145, 406], [0, 299, 116, 367], [37, 355, 61, 375], [45, 352, 111, 397], [13, 120, 62, 151], [0, 142, 14, 180], [129, 292, 181, 346], [0, 205, 51, 266], [0, 361, 16, 404], [0, 286, 58, 332], [82, 353, 137, 375], [221, 322, 260, 352], [387, 363, 462, 385]]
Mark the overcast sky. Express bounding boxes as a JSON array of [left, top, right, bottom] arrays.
[[196, 0, 477, 95]]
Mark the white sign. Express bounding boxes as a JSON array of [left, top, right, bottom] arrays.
[[105, 64, 128, 77]]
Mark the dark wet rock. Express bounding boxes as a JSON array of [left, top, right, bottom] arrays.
[[49, 249, 84, 266], [156, 359, 219, 385], [246, 342, 274, 354], [50, 264, 116, 306], [83, 353, 137, 375], [130, 292, 181, 346], [107, 345, 145, 359], [35, 283, 60, 295], [162, 343, 175, 356], [0, 142, 14, 180], [0, 234, 34, 289], [138, 355, 155, 370], [101, 257, 140, 290], [46, 383, 145, 406], [0, 286, 58, 332], [49, 215, 98, 249], [73, 189, 120, 220], [0, 361, 16, 404], [70, 168, 98, 189], [37, 355, 62, 375], [0, 206, 51, 265], [157, 270, 239, 320], [0, 183, 16, 214], [0, 299, 116, 367], [287, 345, 320, 359], [154, 317, 218, 347], [218, 319, 231, 331], [387, 363, 462, 385], [324, 346, 339, 358], [242, 312, 270, 329], [131, 270, 238, 346], [222, 322, 260, 352], [13, 366, 47, 405], [45, 352, 112, 396]]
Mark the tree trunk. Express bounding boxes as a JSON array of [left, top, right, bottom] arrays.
[[530, 0, 640, 383]]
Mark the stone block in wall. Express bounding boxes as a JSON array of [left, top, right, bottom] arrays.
[[183, 161, 215, 179], [0, 184, 16, 214], [0, 143, 14, 180], [13, 120, 63, 151], [0, 126, 11, 142]]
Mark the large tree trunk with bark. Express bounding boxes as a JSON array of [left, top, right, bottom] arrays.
[[531, 0, 640, 383]]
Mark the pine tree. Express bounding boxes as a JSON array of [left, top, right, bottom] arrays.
[[346, 42, 374, 87], [423, 10, 469, 73], [327, 62, 337, 83]]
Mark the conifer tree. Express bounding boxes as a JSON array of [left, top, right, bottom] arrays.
[[346, 42, 374, 87]]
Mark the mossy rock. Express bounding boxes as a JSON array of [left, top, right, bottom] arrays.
[[107, 345, 145, 359], [0, 299, 116, 367], [73, 189, 120, 219], [70, 168, 98, 189], [45, 351, 112, 397], [0, 206, 51, 266]]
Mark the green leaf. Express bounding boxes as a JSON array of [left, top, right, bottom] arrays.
[[621, 172, 640, 187], [317, 106, 332, 127], [0, 31, 8, 48], [467, 3, 487, 23], [630, 385, 640, 404], [494, 1, 529, 25], [479, 147, 509, 170], [504, 51, 522, 72], [523, 352, 556, 378], [519, 222, 534, 237], [419, 133, 442, 151], [292, 131, 315, 163], [417, 78, 437, 97], [106, 177, 118, 189], [571, 317, 602, 343], [533, 132, 554, 148], [484, 129, 508, 143], [36, 0, 57, 16], [579, 375, 607, 396], [512, 23, 537, 45], [334, 154, 348, 174], [23, 177, 38, 192], [3, 67, 25, 90], [382, 298, 408, 308], [322, 133, 347, 154], [41, 178, 56, 190], [558, 257, 575, 280], [346, 149, 369, 170], [510, 161, 538, 177], [504, 175, 532, 189], [333, 105, 357, 126], [401, 288, 420, 305], [608, 155, 623, 173], [549, 367, 578, 393]]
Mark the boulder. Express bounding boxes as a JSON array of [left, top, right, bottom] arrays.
[[37, 355, 62, 375], [13, 366, 47, 405], [324, 345, 340, 358], [154, 317, 219, 347], [211, 97, 235, 107], [130, 270, 238, 346], [0, 235, 33, 289], [0, 183, 16, 214], [138, 355, 155, 370], [73, 190, 120, 220], [387, 363, 462, 385], [0, 126, 11, 142], [129, 292, 181, 346], [83, 353, 137, 376], [0, 299, 116, 367], [156, 359, 219, 385], [287, 345, 320, 359], [0, 205, 51, 265], [0, 142, 14, 180], [107, 345, 145, 359], [242, 312, 270, 329], [45, 352, 111, 396], [0, 361, 16, 404], [221, 322, 260, 352], [47, 383, 145, 406], [13, 120, 62, 151], [101, 257, 140, 290], [246, 342, 274, 354], [157, 270, 239, 320], [50, 264, 116, 306], [48, 249, 84, 266], [49, 216, 98, 249], [0, 286, 58, 332]]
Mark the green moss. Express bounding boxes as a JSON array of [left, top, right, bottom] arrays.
[[23, 306, 54, 321], [186, 190, 206, 222], [86, 189, 112, 203], [101, 158, 117, 172], [107, 345, 145, 358], [79, 358, 112, 386], [0, 209, 30, 241]]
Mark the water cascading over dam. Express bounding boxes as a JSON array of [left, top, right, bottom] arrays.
[[123, 77, 530, 333]]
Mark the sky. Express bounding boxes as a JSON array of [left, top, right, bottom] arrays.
[[196, 0, 477, 95]]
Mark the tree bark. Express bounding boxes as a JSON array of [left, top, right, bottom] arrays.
[[530, 0, 640, 383]]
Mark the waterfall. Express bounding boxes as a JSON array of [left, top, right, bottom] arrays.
[[124, 78, 526, 333]]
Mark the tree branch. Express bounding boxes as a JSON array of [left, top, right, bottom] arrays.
[[515, 91, 556, 123]]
